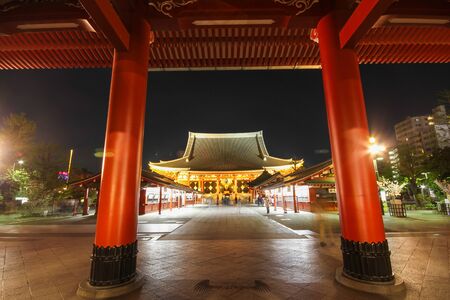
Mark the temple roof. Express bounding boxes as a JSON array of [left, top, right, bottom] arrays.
[[150, 131, 293, 172], [250, 159, 334, 189], [69, 170, 193, 192], [0, 1, 448, 70], [284, 159, 333, 184]]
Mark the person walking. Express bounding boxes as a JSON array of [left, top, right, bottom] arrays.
[[312, 200, 333, 247], [264, 195, 270, 214]]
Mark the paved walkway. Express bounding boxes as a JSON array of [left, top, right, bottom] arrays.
[[0, 206, 448, 299]]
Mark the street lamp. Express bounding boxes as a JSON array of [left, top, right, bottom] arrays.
[[369, 136, 387, 215], [368, 136, 386, 179]]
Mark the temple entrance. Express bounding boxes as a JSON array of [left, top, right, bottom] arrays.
[[2, 0, 446, 297]]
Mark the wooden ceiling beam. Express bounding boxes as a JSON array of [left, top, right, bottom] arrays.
[[339, 0, 395, 49], [79, 0, 130, 51]]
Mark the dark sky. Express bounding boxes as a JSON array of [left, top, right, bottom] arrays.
[[0, 64, 448, 172]]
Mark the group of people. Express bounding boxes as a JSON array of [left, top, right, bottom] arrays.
[[256, 192, 333, 247], [256, 193, 271, 214]]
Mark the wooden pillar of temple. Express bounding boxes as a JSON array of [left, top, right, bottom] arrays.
[[82, 187, 89, 215], [293, 184, 298, 213], [317, 10, 393, 284], [158, 186, 163, 215], [81, 7, 150, 293], [274, 192, 277, 211], [169, 189, 173, 211], [216, 178, 220, 205], [233, 176, 238, 205], [282, 187, 287, 213], [94, 189, 100, 216], [139, 189, 146, 215]]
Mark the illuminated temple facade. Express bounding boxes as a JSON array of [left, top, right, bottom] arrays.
[[149, 131, 299, 203]]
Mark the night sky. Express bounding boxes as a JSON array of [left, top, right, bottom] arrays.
[[0, 64, 448, 172]]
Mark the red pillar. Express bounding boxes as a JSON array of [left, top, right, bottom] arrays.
[[293, 184, 298, 213], [139, 189, 146, 216], [158, 186, 163, 215], [94, 189, 100, 216], [274, 194, 277, 211], [308, 187, 317, 212], [317, 11, 393, 282], [89, 13, 150, 287], [82, 187, 89, 215]]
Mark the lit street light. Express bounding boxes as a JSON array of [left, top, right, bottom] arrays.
[[368, 136, 386, 179], [369, 136, 387, 215]]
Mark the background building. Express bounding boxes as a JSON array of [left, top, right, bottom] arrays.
[[395, 105, 450, 155], [149, 131, 298, 204]]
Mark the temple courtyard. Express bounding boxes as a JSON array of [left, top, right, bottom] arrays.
[[0, 206, 448, 300]]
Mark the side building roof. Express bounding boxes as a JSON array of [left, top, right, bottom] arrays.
[[251, 159, 334, 190], [149, 131, 293, 172], [69, 170, 193, 192]]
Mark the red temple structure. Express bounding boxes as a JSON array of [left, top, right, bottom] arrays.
[[1, 0, 448, 297], [150, 131, 296, 204], [250, 159, 336, 212], [69, 170, 194, 216]]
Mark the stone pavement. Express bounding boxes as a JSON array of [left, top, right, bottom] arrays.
[[0, 206, 448, 299]]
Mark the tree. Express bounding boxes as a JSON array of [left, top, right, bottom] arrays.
[[437, 89, 450, 106], [377, 159, 395, 181], [425, 147, 450, 201], [0, 113, 36, 170], [20, 143, 67, 213], [397, 143, 424, 205], [377, 177, 407, 200]]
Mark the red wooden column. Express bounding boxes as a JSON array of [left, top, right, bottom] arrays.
[[292, 184, 298, 213], [139, 189, 146, 216], [317, 11, 393, 283], [82, 187, 89, 215], [88, 13, 150, 287], [308, 187, 317, 212], [158, 186, 163, 215], [274, 193, 277, 211]]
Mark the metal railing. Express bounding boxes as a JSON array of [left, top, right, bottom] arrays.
[[437, 203, 450, 216], [387, 203, 407, 217]]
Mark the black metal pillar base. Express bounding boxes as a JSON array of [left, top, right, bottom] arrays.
[[77, 240, 142, 299], [336, 237, 405, 294], [340, 236, 394, 282], [89, 240, 138, 286]]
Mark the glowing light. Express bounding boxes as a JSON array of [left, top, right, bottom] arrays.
[[17, 160, 24, 165], [420, 185, 426, 189], [369, 136, 376, 144], [368, 144, 386, 155]]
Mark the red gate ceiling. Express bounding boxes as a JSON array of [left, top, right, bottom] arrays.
[[0, 0, 449, 70]]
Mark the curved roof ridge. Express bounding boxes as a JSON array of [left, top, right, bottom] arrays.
[[149, 131, 297, 172], [188, 131, 263, 139]]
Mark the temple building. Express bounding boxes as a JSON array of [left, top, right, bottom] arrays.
[[249, 159, 336, 212], [149, 131, 300, 203]]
